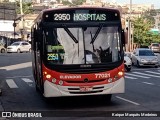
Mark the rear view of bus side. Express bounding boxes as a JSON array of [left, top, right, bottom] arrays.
[[31, 7, 126, 102]]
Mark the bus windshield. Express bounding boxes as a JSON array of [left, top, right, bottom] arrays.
[[44, 25, 122, 65]]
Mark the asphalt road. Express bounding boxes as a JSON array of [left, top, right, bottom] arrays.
[[0, 53, 160, 120]]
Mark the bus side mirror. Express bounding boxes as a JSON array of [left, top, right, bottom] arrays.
[[121, 30, 128, 46]]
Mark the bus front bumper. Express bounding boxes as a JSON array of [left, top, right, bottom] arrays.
[[43, 78, 125, 97]]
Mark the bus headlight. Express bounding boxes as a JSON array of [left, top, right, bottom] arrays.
[[59, 80, 63, 85], [46, 74, 51, 79]]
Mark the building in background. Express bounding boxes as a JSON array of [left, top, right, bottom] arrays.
[[154, 14, 160, 30]]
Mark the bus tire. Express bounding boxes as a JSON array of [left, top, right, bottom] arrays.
[[155, 66, 158, 68], [126, 67, 131, 72], [1, 49, 5, 53], [137, 61, 140, 67], [35, 82, 39, 91], [17, 49, 21, 53], [34, 73, 39, 92], [29, 48, 31, 53], [102, 94, 112, 103]]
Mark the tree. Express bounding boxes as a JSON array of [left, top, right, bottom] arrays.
[[62, 0, 72, 5], [72, 0, 86, 5], [16, 1, 33, 14], [133, 17, 153, 46], [2, 0, 9, 2], [133, 17, 160, 46], [142, 9, 160, 26]]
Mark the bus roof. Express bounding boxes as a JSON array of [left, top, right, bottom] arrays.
[[32, 6, 121, 26], [41, 6, 120, 14]]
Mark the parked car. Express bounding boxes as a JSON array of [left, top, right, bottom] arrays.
[[149, 43, 160, 53], [7, 41, 31, 53], [0, 43, 6, 53], [124, 53, 132, 72], [132, 48, 159, 68]]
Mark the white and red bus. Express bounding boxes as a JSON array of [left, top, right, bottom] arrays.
[[31, 7, 126, 101]]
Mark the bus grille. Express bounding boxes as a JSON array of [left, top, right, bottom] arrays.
[[68, 86, 104, 90], [69, 90, 103, 94], [68, 86, 104, 94], [65, 79, 105, 83]]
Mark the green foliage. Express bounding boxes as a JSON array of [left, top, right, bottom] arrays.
[[142, 9, 160, 25], [72, 0, 86, 5], [2, 0, 9, 2], [16, 1, 33, 14], [142, 10, 156, 25], [133, 17, 160, 46], [62, 0, 72, 5]]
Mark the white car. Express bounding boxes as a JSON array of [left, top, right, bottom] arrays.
[[124, 53, 132, 72], [7, 41, 31, 53], [132, 48, 159, 68]]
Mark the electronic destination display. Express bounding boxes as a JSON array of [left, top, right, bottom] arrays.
[[43, 9, 120, 22]]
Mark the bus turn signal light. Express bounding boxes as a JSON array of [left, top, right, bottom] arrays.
[[118, 71, 123, 76]]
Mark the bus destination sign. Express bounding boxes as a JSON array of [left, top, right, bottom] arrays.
[[53, 13, 107, 21], [43, 9, 119, 22]]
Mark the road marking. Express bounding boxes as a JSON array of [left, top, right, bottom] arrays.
[[125, 73, 150, 78], [133, 72, 160, 78], [6, 79, 18, 88], [0, 62, 32, 71], [116, 96, 140, 106], [145, 71, 160, 75], [142, 82, 154, 85], [21, 78, 33, 83], [21, 78, 34, 87], [6, 75, 33, 79], [125, 76, 137, 79]]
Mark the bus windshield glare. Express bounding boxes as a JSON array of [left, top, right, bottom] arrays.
[[44, 25, 122, 65]]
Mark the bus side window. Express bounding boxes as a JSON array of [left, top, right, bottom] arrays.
[[121, 29, 128, 46]]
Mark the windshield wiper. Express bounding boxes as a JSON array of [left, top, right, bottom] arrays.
[[90, 31, 95, 51], [63, 25, 78, 43], [90, 24, 103, 44]]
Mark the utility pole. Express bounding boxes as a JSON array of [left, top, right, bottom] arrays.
[[13, 3, 16, 40], [128, 0, 132, 52], [20, 0, 24, 40]]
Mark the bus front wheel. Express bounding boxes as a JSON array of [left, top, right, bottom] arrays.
[[103, 94, 112, 103]]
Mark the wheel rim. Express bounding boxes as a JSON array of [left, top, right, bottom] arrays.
[[137, 61, 140, 67], [1, 49, 5, 53], [17, 49, 20, 53]]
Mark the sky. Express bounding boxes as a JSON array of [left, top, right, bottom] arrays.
[[114, 0, 160, 9]]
